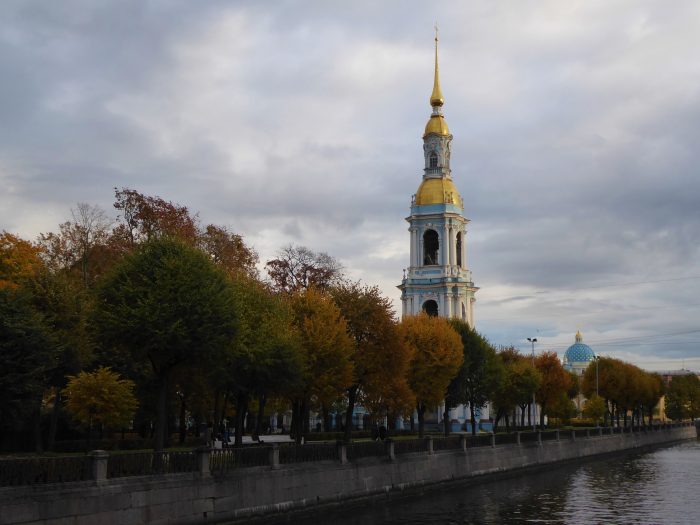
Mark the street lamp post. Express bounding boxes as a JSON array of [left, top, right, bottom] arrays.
[[527, 337, 537, 431], [595, 355, 599, 397]]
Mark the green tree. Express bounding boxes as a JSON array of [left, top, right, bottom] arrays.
[[666, 374, 700, 421], [223, 275, 302, 445], [0, 287, 57, 451], [63, 367, 138, 446], [583, 394, 607, 425], [447, 320, 503, 436], [93, 237, 238, 451], [400, 315, 463, 437]]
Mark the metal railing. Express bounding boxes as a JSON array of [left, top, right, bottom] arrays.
[[210, 446, 270, 474], [3, 422, 692, 486], [107, 451, 196, 478], [0, 455, 91, 486], [346, 440, 386, 461], [432, 436, 462, 452], [393, 438, 429, 455], [279, 443, 337, 464]]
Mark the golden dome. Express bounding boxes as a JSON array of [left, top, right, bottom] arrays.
[[424, 115, 450, 137], [415, 178, 462, 207]]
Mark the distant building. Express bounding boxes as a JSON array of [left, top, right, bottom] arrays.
[[563, 331, 596, 376]]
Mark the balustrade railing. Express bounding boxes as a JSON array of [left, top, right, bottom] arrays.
[[393, 438, 429, 455], [432, 436, 462, 452], [279, 443, 337, 464], [345, 440, 385, 460], [210, 446, 270, 474], [107, 451, 196, 478], [0, 455, 91, 486], [3, 423, 692, 486]]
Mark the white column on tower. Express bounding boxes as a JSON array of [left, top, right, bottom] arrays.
[[441, 224, 449, 267], [461, 227, 467, 270], [409, 228, 416, 267], [449, 225, 456, 268]]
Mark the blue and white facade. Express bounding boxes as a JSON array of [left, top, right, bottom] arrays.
[[397, 38, 478, 326], [563, 331, 596, 375]]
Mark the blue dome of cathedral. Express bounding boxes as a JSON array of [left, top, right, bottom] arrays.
[[564, 331, 595, 363]]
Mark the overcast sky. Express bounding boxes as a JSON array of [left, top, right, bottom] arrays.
[[2, 1, 699, 371]]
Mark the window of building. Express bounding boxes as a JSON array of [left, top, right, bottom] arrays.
[[456, 232, 462, 267], [423, 300, 438, 317], [423, 229, 439, 265], [429, 152, 438, 168]]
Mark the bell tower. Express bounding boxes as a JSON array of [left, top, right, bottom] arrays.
[[398, 32, 478, 326]]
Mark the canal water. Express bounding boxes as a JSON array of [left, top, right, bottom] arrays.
[[269, 440, 700, 525]]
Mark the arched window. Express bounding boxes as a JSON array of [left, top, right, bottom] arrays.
[[423, 300, 438, 317], [423, 229, 439, 265], [456, 232, 462, 267], [461, 302, 466, 321], [429, 152, 438, 168]]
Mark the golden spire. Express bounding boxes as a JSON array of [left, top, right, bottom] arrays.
[[430, 25, 444, 107], [575, 330, 583, 343]]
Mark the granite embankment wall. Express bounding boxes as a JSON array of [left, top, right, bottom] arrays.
[[1, 424, 696, 525]]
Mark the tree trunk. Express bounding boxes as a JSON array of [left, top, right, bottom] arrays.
[[254, 393, 267, 440], [234, 392, 248, 446], [32, 401, 43, 453], [178, 395, 187, 445], [344, 385, 358, 442], [212, 390, 221, 433], [493, 409, 501, 433], [470, 402, 477, 436], [520, 405, 527, 428], [47, 386, 60, 451], [417, 403, 426, 438], [154, 374, 168, 452], [504, 413, 510, 433], [302, 401, 310, 438], [539, 403, 546, 429], [443, 404, 450, 437]]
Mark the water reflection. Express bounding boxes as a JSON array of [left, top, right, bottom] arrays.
[[269, 441, 699, 525]]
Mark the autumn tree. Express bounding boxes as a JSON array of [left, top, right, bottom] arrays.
[[287, 287, 354, 443], [446, 320, 503, 436], [111, 187, 199, 250], [266, 245, 343, 294], [534, 352, 572, 429], [93, 237, 238, 451], [38, 203, 112, 287], [583, 394, 607, 425], [198, 224, 259, 279], [330, 282, 411, 441], [0, 231, 44, 289], [400, 314, 463, 437], [62, 367, 138, 447]]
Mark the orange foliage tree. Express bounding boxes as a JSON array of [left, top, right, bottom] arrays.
[[534, 351, 572, 428], [287, 287, 354, 443], [0, 231, 44, 289], [330, 282, 413, 439], [400, 314, 463, 437]]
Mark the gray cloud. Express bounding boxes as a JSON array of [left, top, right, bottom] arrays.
[[1, 0, 699, 370]]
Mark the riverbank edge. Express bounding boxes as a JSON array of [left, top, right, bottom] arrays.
[[240, 430, 697, 525], [1, 425, 696, 525]]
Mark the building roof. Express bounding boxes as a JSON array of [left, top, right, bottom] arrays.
[[564, 330, 596, 364]]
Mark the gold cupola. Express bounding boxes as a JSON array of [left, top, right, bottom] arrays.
[[424, 30, 450, 138]]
